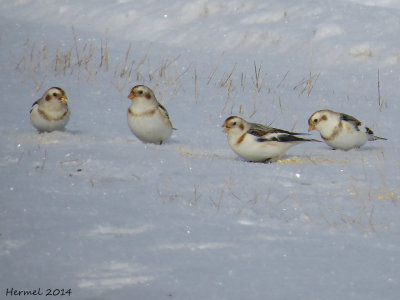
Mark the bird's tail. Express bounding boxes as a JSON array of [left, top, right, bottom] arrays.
[[369, 135, 387, 141], [366, 127, 387, 141]]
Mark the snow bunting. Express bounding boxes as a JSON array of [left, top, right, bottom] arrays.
[[223, 116, 320, 162], [308, 109, 387, 150], [127, 85, 173, 144], [30, 87, 70, 132]]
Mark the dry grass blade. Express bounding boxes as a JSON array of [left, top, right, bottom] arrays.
[[157, 55, 180, 78], [276, 70, 290, 88], [207, 52, 225, 85], [194, 66, 199, 103], [294, 71, 320, 96], [72, 26, 81, 66], [220, 63, 237, 88], [377, 68, 385, 111], [252, 61, 264, 92], [99, 28, 109, 71]]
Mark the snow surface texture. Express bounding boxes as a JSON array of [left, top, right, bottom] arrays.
[[0, 0, 399, 299]]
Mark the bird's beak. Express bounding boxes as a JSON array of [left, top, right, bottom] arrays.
[[59, 96, 68, 105], [222, 124, 229, 133], [308, 124, 315, 132], [128, 92, 135, 100]]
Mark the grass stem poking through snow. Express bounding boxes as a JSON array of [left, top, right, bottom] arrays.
[[219, 63, 237, 88], [252, 61, 264, 93], [72, 26, 81, 67], [99, 28, 109, 71], [112, 43, 135, 97], [40, 149, 47, 171], [207, 52, 224, 85], [377, 68, 385, 111], [294, 71, 320, 96], [194, 66, 199, 103]]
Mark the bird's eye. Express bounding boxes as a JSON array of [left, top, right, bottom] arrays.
[[138, 90, 143, 95], [53, 93, 58, 97], [232, 122, 237, 126], [313, 118, 318, 123]]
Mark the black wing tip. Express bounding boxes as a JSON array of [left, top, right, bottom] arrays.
[[30, 100, 39, 113], [372, 136, 387, 141], [257, 135, 320, 143], [366, 127, 387, 141]]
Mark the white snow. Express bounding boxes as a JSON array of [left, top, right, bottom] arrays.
[[1, 0, 399, 299]]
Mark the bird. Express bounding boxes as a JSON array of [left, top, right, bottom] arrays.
[[222, 116, 320, 162], [127, 85, 173, 144], [30, 87, 70, 132], [308, 109, 387, 150]]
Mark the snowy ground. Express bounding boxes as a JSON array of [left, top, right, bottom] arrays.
[[1, 1, 400, 299]]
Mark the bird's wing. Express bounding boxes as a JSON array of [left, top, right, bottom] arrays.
[[30, 99, 40, 114], [247, 124, 275, 137], [249, 122, 309, 136], [340, 113, 362, 129], [256, 131, 318, 143], [158, 103, 170, 119]]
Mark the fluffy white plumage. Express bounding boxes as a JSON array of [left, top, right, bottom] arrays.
[[30, 87, 70, 132], [223, 116, 319, 162], [308, 109, 386, 150], [127, 85, 173, 144]]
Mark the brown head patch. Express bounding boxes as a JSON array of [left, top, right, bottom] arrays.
[[45, 95, 51, 101], [309, 113, 327, 126], [225, 116, 241, 124]]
